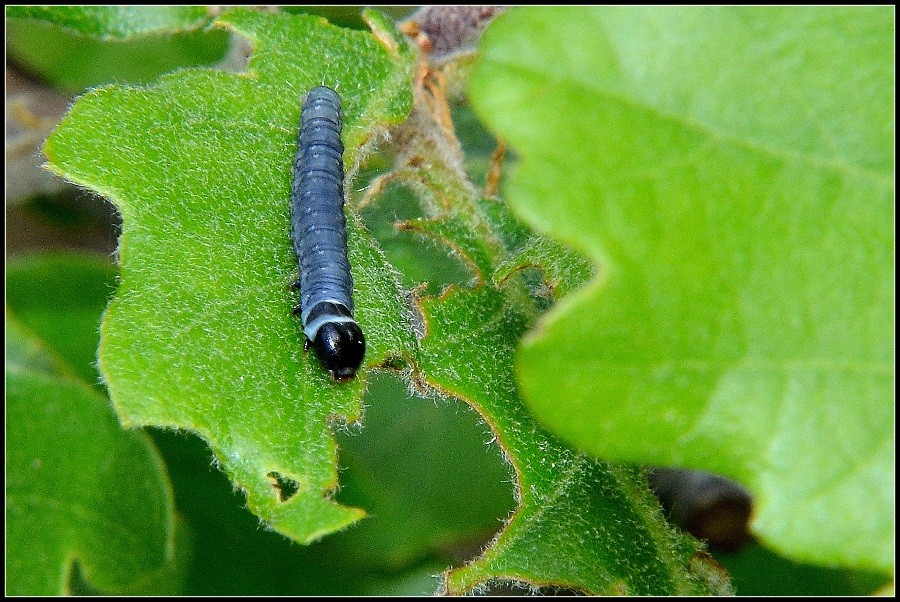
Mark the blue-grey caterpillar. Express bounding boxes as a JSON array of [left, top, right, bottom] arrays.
[[290, 86, 365, 380]]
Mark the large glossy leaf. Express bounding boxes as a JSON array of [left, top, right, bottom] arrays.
[[7, 256, 180, 595], [6, 6, 213, 38], [5, 6, 229, 94], [470, 6, 893, 573], [6, 253, 118, 385], [43, 8, 416, 544]]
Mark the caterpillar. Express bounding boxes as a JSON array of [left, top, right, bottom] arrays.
[[290, 86, 365, 380]]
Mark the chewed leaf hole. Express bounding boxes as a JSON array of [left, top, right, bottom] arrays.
[[267, 471, 300, 502]]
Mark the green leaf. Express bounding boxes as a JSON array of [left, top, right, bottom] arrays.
[[6, 311, 66, 377], [356, 179, 473, 294], [43, 8, 415, 544], [6, 252, 118, 385], [719, 542, 892, 596], [333, 374, 515, 570], [6, 18, 229, 94], [6, 5, 214, 39], [470, 6, 894, 573], [112, 413, 457, 595], [418, 286, 730, 595], [6, 317, 178, 595]]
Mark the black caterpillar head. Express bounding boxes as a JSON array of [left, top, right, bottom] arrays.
[[311, 320, 365, 381]]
